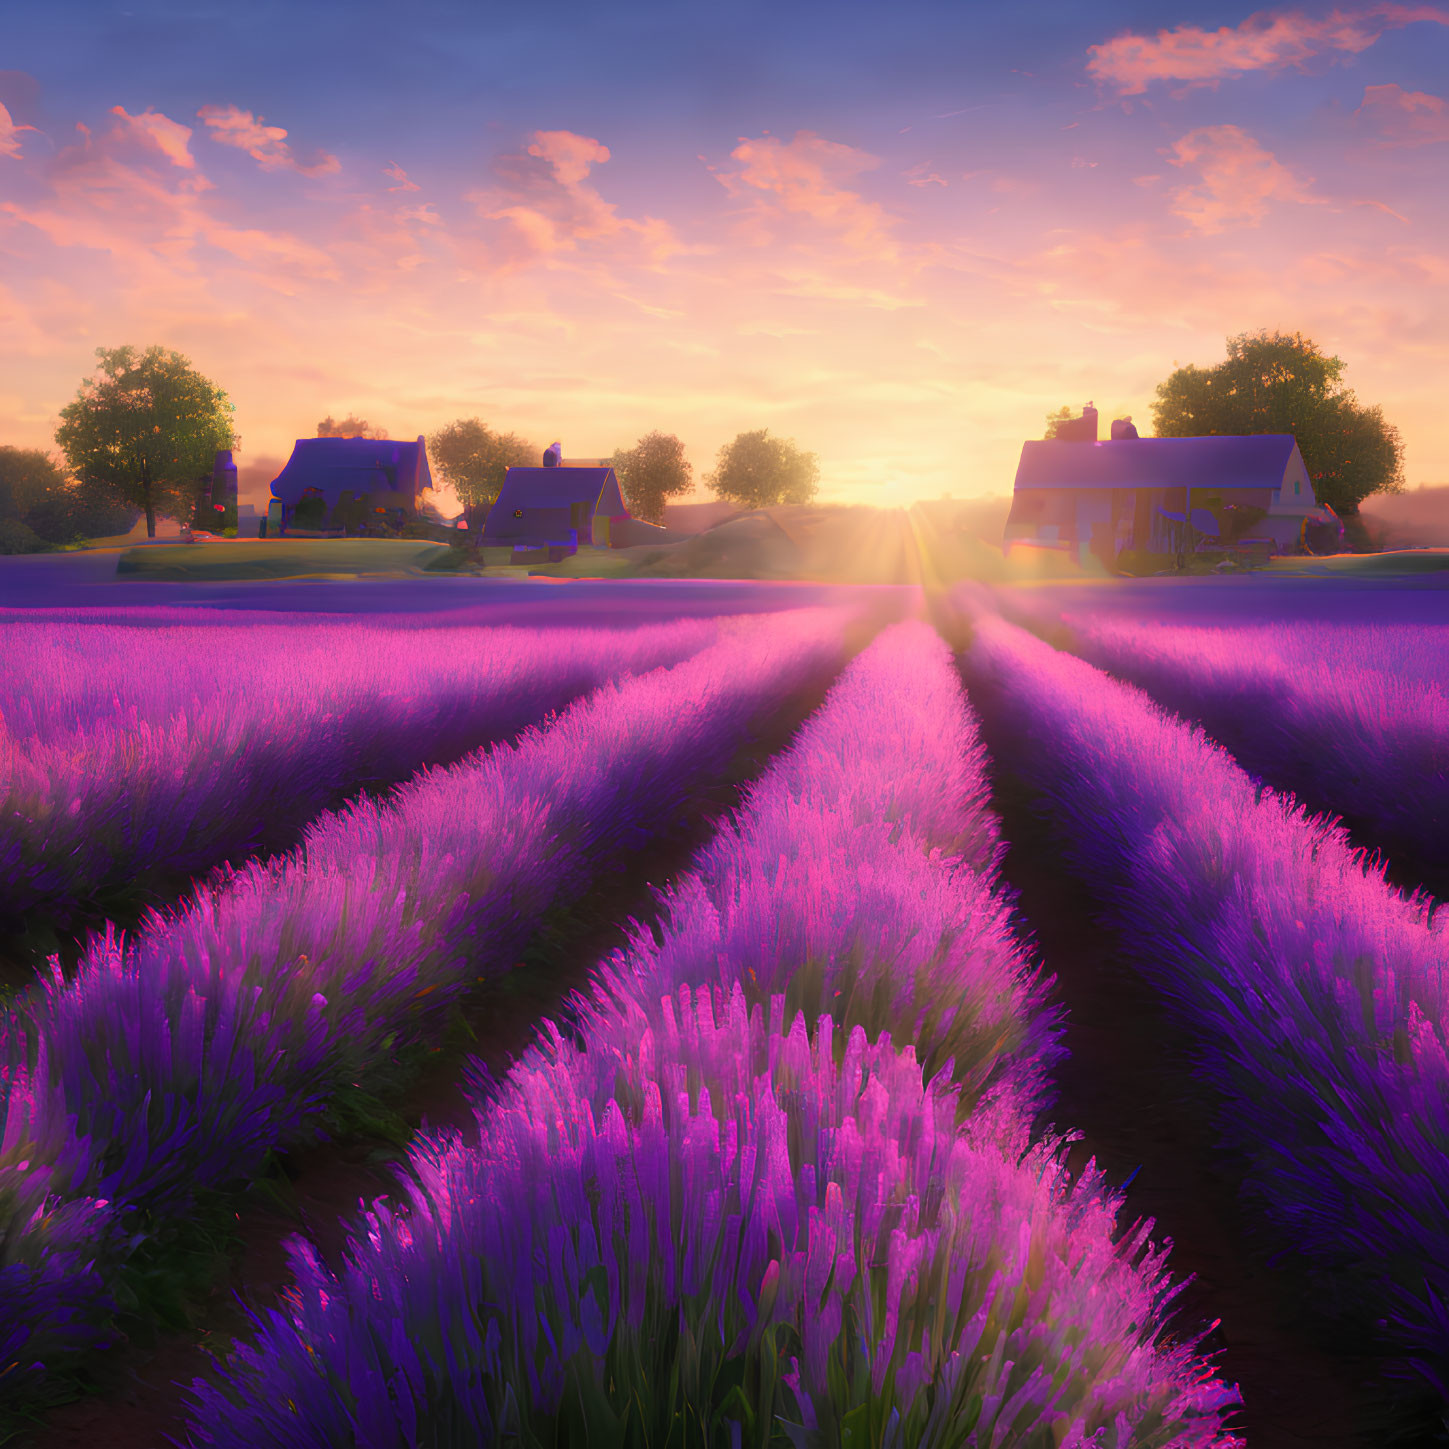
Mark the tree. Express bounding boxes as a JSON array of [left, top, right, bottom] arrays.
[[317, 414, 388, 439], [54, 346, 237, 539], [1043, 405, 1075, 440], [1150, 329, 1405, 517], [609, 431, 693, 524], [428, 417, 536, 537], [705, 429, 820, 511], [0, 446, 142, 552]]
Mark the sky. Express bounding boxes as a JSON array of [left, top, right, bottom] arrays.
[[3, 0, 1448, 514]]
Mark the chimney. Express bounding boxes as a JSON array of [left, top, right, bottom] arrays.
[[1110, 417, 1139, 440], [542, 442, 562, 468], [1080, 403, 1098, 442]]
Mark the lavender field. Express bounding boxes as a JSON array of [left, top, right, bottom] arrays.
[[0, 574, 1442, 1448]]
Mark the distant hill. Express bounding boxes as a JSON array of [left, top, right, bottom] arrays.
[[1358, 484, 1449, 551]]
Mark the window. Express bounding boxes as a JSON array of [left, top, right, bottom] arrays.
[[1294, 478, 1301, 495]]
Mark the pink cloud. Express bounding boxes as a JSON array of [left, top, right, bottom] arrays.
[[1165, 124, 1325, 232], [0, 100, 39, 160], [197, 104, 340, 176], [465, 129, 694, 272], [109, 104, 198, 170], [1087, 4, 1449, 95], [707, 130, 903, 259], [1354, 82, 1449, 145], [902, 162, 948, 187], [0, 106, 339, 295], [384, 160, 419, 191]]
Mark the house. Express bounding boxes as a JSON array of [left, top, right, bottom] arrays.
[[1004, 410, 1333, 565], [267, 436, 433, 535], [483, 454, 630, 552]]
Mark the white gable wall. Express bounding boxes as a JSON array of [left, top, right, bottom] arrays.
[[1266, 446, 1317, 517]]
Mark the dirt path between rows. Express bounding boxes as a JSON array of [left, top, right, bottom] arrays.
[[14, 660, 852, 1449], [981, 758, 1390, 1449]]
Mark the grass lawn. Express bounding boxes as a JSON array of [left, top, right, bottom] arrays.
[[117, 539, 461, 581], [1263, 548, 1449, 576]]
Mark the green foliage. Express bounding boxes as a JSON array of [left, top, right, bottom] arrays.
[[1043, 404, 1075, 440], [0, 445, 67, 520], [291, 495, 328, 530], [1150, 329, 1405, 516], [316, 413, 387, 439], [706, 430, 820, 510], [610, 431, 693, 524], [429, 416, 537, 533], [54, 345, 237, 539], [0, 517, 48, 554], [0, 445, 141, 549]]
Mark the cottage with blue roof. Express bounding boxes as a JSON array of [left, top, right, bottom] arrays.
[[267, 436, 433, 536], [483, 444, 629, 556], [1003, 404, 1337, 565]]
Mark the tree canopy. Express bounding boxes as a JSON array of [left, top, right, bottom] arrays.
[[428, 417, 536, 534], [54, 346, 236, 538], [706, 429, 819, 511], [0, 446, 143, 552], [317, 414, 388, 439], [1043, 405, 1075, 440], [609, 431, 693, 524], [1150, 329, 1405, 516]]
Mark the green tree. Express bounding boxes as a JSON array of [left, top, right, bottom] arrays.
[[429, 418, 536, 537], [1043, 405, 1075, 440], [705, 429, 820, 511], [609, 431, 693, 524], [0, 446, 142, 552], [54, 346, 237, 539], [317, 414, 388, 439], [1150, 329, 1405, 517]]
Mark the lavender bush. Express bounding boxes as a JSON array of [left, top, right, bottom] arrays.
[[586, 619, 1061, 1124], [963, 603, 1449, 1401], [181, 616, 1238, 1447], [0, 615, 723, 928], [184, 985, 1243, 1449], [1050, 612, 1449, 890], [0, 605, 861, 1413]]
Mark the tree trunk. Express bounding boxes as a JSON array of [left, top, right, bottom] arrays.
[[141, 455, 156, 539]]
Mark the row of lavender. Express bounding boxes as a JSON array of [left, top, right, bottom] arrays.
[[0, 605, 868, 1423], [958, 600, 1449, 1420], [1042, 609, 1449, 897], [182, 620, 1244, 1447], [0, 616, 728, 931]]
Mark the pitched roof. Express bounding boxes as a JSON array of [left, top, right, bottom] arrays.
[[269, 437, 432, 505], [1013, 435, 1303, 491], [491, 467, 623, 510]]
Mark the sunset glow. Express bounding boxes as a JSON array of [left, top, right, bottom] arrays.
[[3, 0, 1448, 514]]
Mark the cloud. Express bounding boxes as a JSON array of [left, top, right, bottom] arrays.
[[109, 104, 198, 170], [0, 100, 39, 160], [1165, 124, 1325, 232], [1354, 81, 1449, 145], [0, 105, 339, 294], [197, 104, 340, 176], [902, 161, 949, 187], [384, 160, 419, 191], [1087, 4, 1449, 95], [465, 129, 694, 271], [707, 131, 903, 259]]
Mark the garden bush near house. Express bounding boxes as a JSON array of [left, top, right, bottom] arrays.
[[0, 518, 50, 554]]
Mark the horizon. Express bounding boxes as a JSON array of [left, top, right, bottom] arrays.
[[4, 0, 1448, 514]]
